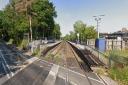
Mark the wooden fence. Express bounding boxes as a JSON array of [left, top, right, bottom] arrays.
[[87, 39, 95, 48], [87, 39, 128, 51]]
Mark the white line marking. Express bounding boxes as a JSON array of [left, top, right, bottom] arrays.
[[95, 73, 106, 85], [2, 63, 10, 79], [40, 66, 43, 67], [2, 53, 17, 56], [61, 66, 86, 77], [58, 75, 66, 80], [70, 81, 77, 85], [43, 64, 59, 85], [40, 59, 53, 65], [39, 59, 105, 84], [0, 51, 13, 77], [88, 77, 105, 84], [39, 61, 52, 66], [58, 75, 77, 85], [60, 66, 106, 84]]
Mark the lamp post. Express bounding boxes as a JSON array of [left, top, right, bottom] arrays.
[[77, 33, 79, 44], [93, 15, 105, 38]]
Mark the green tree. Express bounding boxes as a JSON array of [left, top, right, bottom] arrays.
[[31, 0, 57, 39], [0, 10, 10, 41], [74, 20, 86, 41], [84, 26, 97, 39], [64, 20, 97, 42], [53, 24, 61, 39], [74, 20, 86, 33], [0, 0, 58, 45], [63, 34, 70, 41], [69, 31, 76, 41], [3, 1, 29, 44]]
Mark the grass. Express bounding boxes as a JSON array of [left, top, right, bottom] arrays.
[[43, 53, 63, 65], [108, 66, 128, 85], [7, 39, 13, 44], [105, 50, 128, 58], [32, 48, 40, 57], [105, 50, 128, 85], [94, 67, 108, 76], [19, 39, 28, 49], [106, 50, 128, 65]]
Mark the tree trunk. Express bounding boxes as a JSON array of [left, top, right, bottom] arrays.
[[29, 15, 32, 42]]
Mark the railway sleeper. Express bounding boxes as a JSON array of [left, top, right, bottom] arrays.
[[68, 42, 92, 72]]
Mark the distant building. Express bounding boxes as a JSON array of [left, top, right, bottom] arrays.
[[100, 28, 128, 41], [122, 28, 128, 33]]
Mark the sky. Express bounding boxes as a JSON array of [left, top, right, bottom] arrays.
[[0, 0, 9, 10], [51, 0, 128, 36], [1, 0, 128, 36]]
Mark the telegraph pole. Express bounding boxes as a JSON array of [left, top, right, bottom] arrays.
[[29, 15, 32, 42], [93, 15, 105, 59], [93, 15, 105, 38]]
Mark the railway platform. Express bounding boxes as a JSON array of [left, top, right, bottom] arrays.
[[2, 59, 106, 85]]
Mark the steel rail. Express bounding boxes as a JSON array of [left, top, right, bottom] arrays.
[[66, 42, 93, 85]]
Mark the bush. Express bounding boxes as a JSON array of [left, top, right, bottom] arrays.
[[20, 39, 28, 49], [32, 48, 40, 57]]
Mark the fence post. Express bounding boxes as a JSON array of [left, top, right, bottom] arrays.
[[105, 39, 106, 51], [121, 40, 122, 50], [112, 40, 114, 50], [109, 56, 111, 68]]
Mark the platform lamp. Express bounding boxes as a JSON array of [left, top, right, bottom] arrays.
[[93, 15, 105, 38], [77, 33, 80, 44]]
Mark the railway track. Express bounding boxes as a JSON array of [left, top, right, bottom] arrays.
[[69, 42, 104, 66], [63, 42, 84, 72], [41, 41, 101, 72], [67, 42, 92, 72], [81, 49, 104, 66], [2, 41, 106, 85], [41, 41, 106, 85]]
